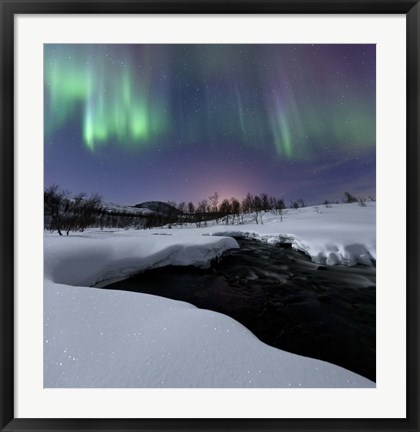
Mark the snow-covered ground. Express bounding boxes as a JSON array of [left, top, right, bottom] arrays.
[[44, 203, 375, 388], [173, 202, 376, 267]]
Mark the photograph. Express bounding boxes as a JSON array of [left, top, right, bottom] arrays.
[[43, 43, 376, 388]]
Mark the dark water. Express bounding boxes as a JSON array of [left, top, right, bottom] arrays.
[[101, 238, 376, 381]]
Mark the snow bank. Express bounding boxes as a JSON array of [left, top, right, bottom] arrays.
[[45, 231, 238, 287], [44, 226, 374, 388], [171, 203, 376, 267]]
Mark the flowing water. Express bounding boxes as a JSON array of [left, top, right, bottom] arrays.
[[101, 238, 376, 381]]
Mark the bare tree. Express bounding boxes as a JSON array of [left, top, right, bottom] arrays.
[[44, 185, 70, 235], [252, 195, 263, 224], [268, 196, 277, 212], [260, 193, 270, 212], [64, 192, 87, 235], [290, 200, 300, 210], [208, 192, 219, 213], [187, 202, 195, 215], [195, 199, 208, 227], [219, 198, 232, 225], [242, 193, 253, 214], [66, 193, 102, 235], [297, 198, 306, 208], [230, 197, 241, 224], [290, 198, 306, 209], [177, 201, 187, 226], [274, 198, 286, 221], [343, 191, 358, 203], [197, 199, 208, 214], [44, 186, 102, 235]]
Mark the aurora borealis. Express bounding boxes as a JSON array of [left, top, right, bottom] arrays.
[[44, 44, 375, 205]]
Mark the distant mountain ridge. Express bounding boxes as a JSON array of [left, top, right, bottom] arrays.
[[101, 200, 181, 217], [134, 201, 181, 216], [102, 202, 154, 215]]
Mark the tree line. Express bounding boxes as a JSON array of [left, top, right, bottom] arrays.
[[44, 185, 103, 235], [44, 185, 374, 235], [170, 192, 289, 227]]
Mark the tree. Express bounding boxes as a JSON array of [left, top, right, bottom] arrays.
[[219, 198, 232, 225], [268, 196, 277, 212], [290, 200, 300, 209], [64, 192, 86, 235], [177, 201, 187, 213], [197, 199, 208, 214], [297, 198, 306, 208], [44, 185, 69, 235], [177, 201, 187, 226], [242, 193, 253, 214], [252, 195, 263, 224], [196, 199, 208, 227], [80, 193, 102, 229], [290, 198, 305, 209], [187, 202, 195, 215], [260, 193, 270, 212], [64, 192, 102, 235], [230, 197, 241, 224], [358, 197, 367, 207], [343, 191, 358, 203], [274, 198, 286, 221], [208, 192, 219, 213], [44, 186, 103, 235]]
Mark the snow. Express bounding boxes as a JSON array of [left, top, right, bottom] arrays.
[[45, 231, 238, 287], [172, 202, 376, 267], [44, 203, 375, 387], [44, 281, 373, 388]]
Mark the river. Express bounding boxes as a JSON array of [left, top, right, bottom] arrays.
[[100, 238, 376, 381]]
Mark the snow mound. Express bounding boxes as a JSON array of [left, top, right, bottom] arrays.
[[45, 231, 238, 287]]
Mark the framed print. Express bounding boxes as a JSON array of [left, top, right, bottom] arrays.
[[1, 1, 419, 431]]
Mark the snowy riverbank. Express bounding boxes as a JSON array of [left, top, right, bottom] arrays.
[[174, 202, 376, 267], [44, 203, 375, 388]]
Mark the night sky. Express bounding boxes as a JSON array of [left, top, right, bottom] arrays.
[[44, 44, 376, 206]]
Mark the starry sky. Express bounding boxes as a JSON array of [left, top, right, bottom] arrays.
[[44, 44, 376, 206]]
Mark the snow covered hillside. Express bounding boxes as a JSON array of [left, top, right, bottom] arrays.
[[44, 203, 375, 388]]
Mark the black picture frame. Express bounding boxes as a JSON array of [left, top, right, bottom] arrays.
[[1, 1, 418, 431]]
